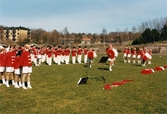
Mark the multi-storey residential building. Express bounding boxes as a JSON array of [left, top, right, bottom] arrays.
[[1, 26, 31, 42], [0, 26, 4, 41]]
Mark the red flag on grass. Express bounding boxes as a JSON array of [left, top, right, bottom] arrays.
[[122, 79, 134, 83], [103, 84, 112, 90], [103, 79, 134, 90], [111, 82, 124, 87]]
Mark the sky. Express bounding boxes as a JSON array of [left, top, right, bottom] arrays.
[[0, 0, 166, 33]]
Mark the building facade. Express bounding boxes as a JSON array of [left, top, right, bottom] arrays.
[[81, 37, 91, 44], [1, 26, 31, 42]]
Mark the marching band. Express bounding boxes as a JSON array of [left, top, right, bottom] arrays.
[[0, 43, 153, 89]]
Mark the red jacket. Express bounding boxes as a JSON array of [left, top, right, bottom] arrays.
[[88, 51, 94, 59], [0, 52, 6, 67], [123, 49, 128, 54], [77, 48, 82, 55], [64, 48, 71, 56], [14, 56, 21, 69], [53, 50, 57, 57], [46, 49, 53, 58], [56, 49, 62, 56], [132, 50, 136, 55], [84, 48, 88, 55], [4, 51, 16, 67], [71, 49, 76, 56], [127, 49, 131, 54], [20, 50, 32, 67], [106, 48, 115, 59]]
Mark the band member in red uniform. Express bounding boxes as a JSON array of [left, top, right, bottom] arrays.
[[112, 46, 118, 66], [53, 47, 58, 64], [123, 47, 128, 63], [41, 46, 46, 63], [141, 49, 151, 67], [46, 46, 53, 66], [14, 46, 23, 88], [127, 47, 131, 63], [51, 45, 56, 63], [143, 47, 147, 53], [64, 46, 71, 64], [0, 46, 6, 85], [33, 46, 38, 66], [131, 47, 137, 63], [36, 47, 43, 66], [83, 46, 88, 63], [137, 48, 143, 64], [45, 46, 49, 65], [106, 44, 115, 71], [148, 49, 152, 64], [61, 47, 65, 63], [56, 46, 62, 65], [77, 46, 83, 63], [87, 46, 97, 68], [4, 45, 16, 87], [19, 44, 32, 89], [30, 45, 35, 62], [71, 47, 77, 64]]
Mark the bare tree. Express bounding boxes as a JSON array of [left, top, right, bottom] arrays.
[[152, 17, 161, 32], [131, 26, 137, 33], [148, 20, 153, 29], [138, 22, 147, 33], [63, 27, 68, 45], [41, 32, 52, 44], [0, 26, 4, 41], [51, 29, 60, 44], [102, 28, 107, 47], [31, 28, 46, 43]]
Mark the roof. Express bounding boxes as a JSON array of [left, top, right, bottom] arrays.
[[3, 26, 30, 31], [82, 37, 91, 41]]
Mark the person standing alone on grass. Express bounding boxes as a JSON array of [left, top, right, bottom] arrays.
[[87, 46, 97, 68], [106, 44, 115, 71]]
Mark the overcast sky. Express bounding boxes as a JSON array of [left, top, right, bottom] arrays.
[[0, 0, 166, 33]]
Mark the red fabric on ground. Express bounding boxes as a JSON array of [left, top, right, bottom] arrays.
[[154, 66, 165, 71], [164, 65, 167, 69], [141, 69, 154, 74]]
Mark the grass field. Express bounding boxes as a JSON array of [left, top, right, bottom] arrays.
[[0, 54, 167, 114]]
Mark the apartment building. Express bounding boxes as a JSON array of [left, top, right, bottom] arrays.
[[1, 26, 31, 42]]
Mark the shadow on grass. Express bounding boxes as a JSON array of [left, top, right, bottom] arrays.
[[90, 76, 106, 83], [98, 68, 109, 71], [83, 64, 89, 67], [0, 80, 28, 86], [118, 60, 124, 63], [132, 64, 142, 66]]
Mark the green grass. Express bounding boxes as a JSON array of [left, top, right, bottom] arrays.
[[0, 54, 167, 114]]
